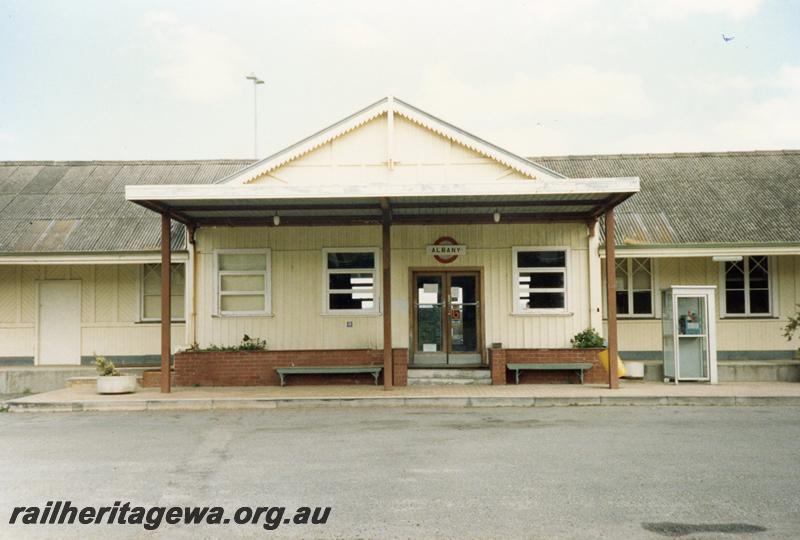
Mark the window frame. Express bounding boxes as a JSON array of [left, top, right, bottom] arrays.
[[720, 255, 775, 318], [322, 247, 381, 316], [139, 263, 186, 323], [615, 257, 655, 318], [511, 246, 570, 315], [213, 248, 272, 317]]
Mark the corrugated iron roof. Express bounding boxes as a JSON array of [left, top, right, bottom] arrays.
[[0, 160, 251, 253], [1, 150, 798, 254], [532, 151, 800, 246]]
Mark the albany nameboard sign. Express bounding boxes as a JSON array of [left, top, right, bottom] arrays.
[[426, 236, 466, 264]]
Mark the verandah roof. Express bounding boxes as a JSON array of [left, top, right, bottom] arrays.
[[124, 178, 639, 227]]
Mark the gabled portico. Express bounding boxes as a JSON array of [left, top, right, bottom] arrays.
[[125, 97, 639, 392]]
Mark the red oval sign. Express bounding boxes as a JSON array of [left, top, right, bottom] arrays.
[[432, 236, 459, 264]]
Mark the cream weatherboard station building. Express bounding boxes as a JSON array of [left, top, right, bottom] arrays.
[[1, 98, 798, 391]]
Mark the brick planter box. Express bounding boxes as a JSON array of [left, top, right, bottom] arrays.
[[173, 348, 409, 387], [141, 369, 165, 388], [489, 348, 608, 385]]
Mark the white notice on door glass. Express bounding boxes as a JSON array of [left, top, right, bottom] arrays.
[[423, 283, 438, 294], [423, 344, 437, 352]]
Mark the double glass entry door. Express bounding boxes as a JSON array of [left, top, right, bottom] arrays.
[[413, 272, 482, 366]]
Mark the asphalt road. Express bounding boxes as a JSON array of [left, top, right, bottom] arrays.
[[1, 406, 798, 539]]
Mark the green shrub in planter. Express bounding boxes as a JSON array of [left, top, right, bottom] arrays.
[[185, 334, 267, 352], [94, 354, 137, 394], [94, 354, 120, 376], [570, 328, 605, 349]]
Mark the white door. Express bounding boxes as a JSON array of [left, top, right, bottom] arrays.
[[38, 281, 81, 365]]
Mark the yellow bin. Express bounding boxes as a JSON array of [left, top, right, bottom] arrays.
[[598, 349, 627, 378]]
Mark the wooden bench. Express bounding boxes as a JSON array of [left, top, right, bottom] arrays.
[[276, 365, 383, 387], [506, 362, 594, 384]]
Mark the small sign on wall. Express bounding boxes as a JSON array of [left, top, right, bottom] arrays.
[[427, 236, 466, 264]]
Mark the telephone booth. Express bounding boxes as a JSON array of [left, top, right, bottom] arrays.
[[662, 286, 718, 384]]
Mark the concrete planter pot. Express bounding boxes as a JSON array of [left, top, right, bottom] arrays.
[[96, 375, 137, 394]]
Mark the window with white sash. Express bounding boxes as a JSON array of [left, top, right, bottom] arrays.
[[324, 249, 379, 314], [140, 263, 185, 321], [214, 249, 271, 316], [513, 247, 568, 313], [614, 258, 654, 317], [721, 256, 772, 317]]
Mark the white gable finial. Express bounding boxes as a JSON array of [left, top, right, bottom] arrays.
[[387, 96, 395, 170]]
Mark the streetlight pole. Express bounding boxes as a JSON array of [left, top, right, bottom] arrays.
[[245, 73, 265, 158]]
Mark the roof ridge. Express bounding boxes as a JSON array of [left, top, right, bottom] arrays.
[[0, 159, 256, 166], [528, 149, 800, 161]]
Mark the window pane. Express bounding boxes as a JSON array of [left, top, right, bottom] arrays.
[[143, 265, 160, 295], [632, 291, 652, 314], [725, 290, 745, 314], [748, 257, 769, 289], [416, 276, 443, 304], [450, 275, 477, 304], [615, 260, 628, 290], [725, 261, 745, 289], [218, 253, 266, 271], [144, 296, 184, 320], [518, 271, 564, 289], [749, 290, 770, 313], [329, 292, 375, 310], [143, 275, 160, 295], [328, 272, 374, 290], [519, 291, 565, 310], [221, 274, 265, 292], [143, 296, 160, 319], [221, 295, 265, 312], [171, 295, 185, 319], [327, 252, 375, 269], [517, 250, 565, 268], [417, 305, 443, 351], [142, 264, 184, 320], [615, 274, 628, 291], [616, 291, 629, 314], [632, 263, 651, 290], [171, 265, 185, 288]]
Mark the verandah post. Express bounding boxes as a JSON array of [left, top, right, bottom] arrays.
[[604, 208, 619, 389], [160, 213, 172, 393], [382, 216, 393, 389]]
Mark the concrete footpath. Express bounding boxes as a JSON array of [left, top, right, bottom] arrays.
[[4, 381, 800, 412]]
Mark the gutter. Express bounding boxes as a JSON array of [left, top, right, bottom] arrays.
[[598, 243, 800, 258], [0, 252, 189, 265]]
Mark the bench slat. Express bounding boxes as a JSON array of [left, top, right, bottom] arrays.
[[506, 363, 593, 370], [506, 362, 593, 384], [276, 366, 383, 386]]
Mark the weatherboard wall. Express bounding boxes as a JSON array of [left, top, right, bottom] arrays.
[[604, 255, 800, 357], [193, 223, 595, 352], [0, 263, 185, 364]]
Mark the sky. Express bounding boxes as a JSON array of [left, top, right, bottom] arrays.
[[0, 0, 798, 161]]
